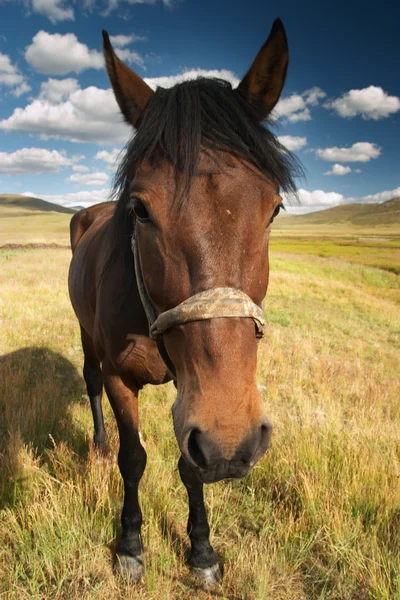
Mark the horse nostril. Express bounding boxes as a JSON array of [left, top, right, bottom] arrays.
[[233, 419, 273, 466], [187, 428, 222, 468], [187, 429, 207, 468], [258, 419, 273, 454]]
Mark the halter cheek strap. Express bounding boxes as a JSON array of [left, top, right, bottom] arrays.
[[132, 234, 177, 377], [131, 233, 266, 379]]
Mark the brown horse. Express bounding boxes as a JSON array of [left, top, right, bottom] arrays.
[[68, 18, 299, 584]]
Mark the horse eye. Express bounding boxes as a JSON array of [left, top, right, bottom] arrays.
[[132, 199, 151, 223], [269, 202, 284, 225]]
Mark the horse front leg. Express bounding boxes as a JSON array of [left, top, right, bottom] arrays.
[[178, 456, 222, 585], [103, 361, 146, 582]]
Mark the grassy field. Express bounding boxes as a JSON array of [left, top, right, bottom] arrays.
[[1, 218, 400, 598], [0, 195, 74, 245], [270, 197, 400, 275], [270, 234, 400, 276]]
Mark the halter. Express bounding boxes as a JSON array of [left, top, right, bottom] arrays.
[[131, 232, 266, 379]]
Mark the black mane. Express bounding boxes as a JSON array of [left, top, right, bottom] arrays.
[[113, 77, 302, 206]]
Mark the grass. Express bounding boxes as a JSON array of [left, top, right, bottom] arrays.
[[271, 196, 400, 274], [1, 240, 400, 599], [0, 196, 75, 245], [0, 212, 72, 245], [270, 234, 400, 275]]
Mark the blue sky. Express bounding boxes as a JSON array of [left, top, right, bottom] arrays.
[[0, 0, 399, 213]]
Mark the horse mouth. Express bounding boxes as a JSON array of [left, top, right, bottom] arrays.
[[194, 460, 253, 484]]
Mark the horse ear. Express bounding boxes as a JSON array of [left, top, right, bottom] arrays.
[[102, 30, 153, 127], [237, 18, 288, 119]]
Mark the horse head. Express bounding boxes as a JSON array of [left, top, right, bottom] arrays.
[[103, 20, 298, 483]]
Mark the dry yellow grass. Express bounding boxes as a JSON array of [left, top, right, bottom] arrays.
[[0, 198, 74, 245], [1, 246, 399, 599], [0, 212, 72, 245]]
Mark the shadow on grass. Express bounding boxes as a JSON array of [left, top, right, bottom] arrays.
[[0, 346, 88, 508]]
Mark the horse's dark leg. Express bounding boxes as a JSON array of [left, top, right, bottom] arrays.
[[103, 361, 146, 582], [178, 456, 222, 585], [80, 326, 108, 452]]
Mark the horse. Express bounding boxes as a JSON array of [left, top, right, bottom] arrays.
[[68, 18, 299, 585]]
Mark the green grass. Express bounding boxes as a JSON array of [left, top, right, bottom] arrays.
[[1, 245, 399, 599], [270, 196, 400, 275], [270, 235, 400, 275]]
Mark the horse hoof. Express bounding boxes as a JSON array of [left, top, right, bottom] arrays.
[[114, 554, 144, 582], [190, 563, 222, 587]]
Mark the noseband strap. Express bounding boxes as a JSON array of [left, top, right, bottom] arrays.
[[150, 287, 265, 339], [132, 233, 265, 378]]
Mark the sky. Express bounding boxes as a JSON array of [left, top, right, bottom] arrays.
[[0, 0, 399, 213]]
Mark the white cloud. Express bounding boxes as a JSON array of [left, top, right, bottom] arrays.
[[72, 164, 89, 172], [103, 0, 174, 15], [284, 186, 400, 214], [296, 189, 345, 206], [67, 171, 110, 186], [0, 69, 241, 144], [327, 86, 400, 120], [31, 0, 74, 23], [283, 188, 347, 214], [274, 87, 325, 122], [316, 142, 381, 163], [25, 31, 104, 75], [283, 189, 346, 214], [24, 30, 146, 75], [94, 148, 122, 166], [12, 82, 32, 97], [116, 48, 145, 69], [0, 52, 31, 96], [287, 108, 311, 123], [39, 77, 80, 102], [274, 93, 305, 118], [0, 53, 16, 76], [0, 147, 82, 175], [277, 136, 307, 151], [22, 188, 110, 208], [324, 163, 352, 176], [0, 86, 130, 144], [110, 34, 147, 46], [355, 186, 400, 204], [303, 87, 326, 106]]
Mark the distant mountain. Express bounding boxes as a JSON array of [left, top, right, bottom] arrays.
[[0, 194, 76, 215], [275, 197, 400, 228]]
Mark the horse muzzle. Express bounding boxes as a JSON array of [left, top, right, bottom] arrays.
[[180, 419, 273, 483]]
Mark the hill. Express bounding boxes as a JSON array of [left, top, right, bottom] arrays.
[[0, 194, 76, 215], [275, 197, 400, 228]]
